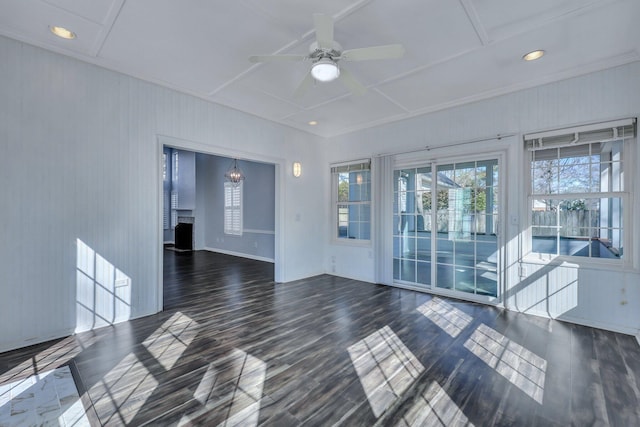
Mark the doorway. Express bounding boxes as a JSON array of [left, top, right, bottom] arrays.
[[156, 135, 283, 313], [393, 157, 501, 300]]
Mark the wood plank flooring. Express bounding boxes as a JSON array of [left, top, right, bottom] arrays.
[[1, 250, 640, 426]]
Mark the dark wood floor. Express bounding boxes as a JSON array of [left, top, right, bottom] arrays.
[[2, 250, 640, 426]]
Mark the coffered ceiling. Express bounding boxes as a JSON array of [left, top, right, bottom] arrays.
[[1, 0, 638, 137]]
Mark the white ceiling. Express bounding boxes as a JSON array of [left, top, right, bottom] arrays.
[[1, 0, 638, 137]]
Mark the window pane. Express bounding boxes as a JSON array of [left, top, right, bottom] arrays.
[[416, 237, 431, 261], [454, 241, 475, 267], [477, 217, 498, 240], [337, 205, 349, 238], [393, 214, 401, 234], [532, 164, 558, 194], [399, 214, 416, 237], [417, 191, 431, 232], [531, 197, 623, 258], [338, 173, 349, 202], [436, 264, 453, 290], [335, 164, 371, 241], [559, 164, 590, 193], [476, 269, 497, 297], [454, 163, 475, 187], [476, 164, 487, 189], [417, 261, 431, 285], [398, 259, 416, 282], [590, 163, 601, 192]]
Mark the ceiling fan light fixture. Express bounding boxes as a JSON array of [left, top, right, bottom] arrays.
[[311, 58, 340, 82]]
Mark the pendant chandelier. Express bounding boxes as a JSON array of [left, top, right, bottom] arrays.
[[224, 158, 245, 186]]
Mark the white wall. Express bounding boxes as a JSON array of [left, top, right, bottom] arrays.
[[324, 61, 640, 336], [0, 35, 324, 352]]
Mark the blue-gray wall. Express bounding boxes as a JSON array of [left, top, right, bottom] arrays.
[[196, 154, 275, 261]]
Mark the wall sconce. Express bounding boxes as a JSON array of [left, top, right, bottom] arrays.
[[356, 173, 363, 185], [293, 161, 302, 178]]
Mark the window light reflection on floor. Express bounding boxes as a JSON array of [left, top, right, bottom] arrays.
[[397, 381, 474, 427], [184, 348, 266, 427], [348, 326, 425, 418], [142, 312, 199, 370], [417, 298, 473, 338], [89, 352, 158, 425], [464, 324, 546, 403]]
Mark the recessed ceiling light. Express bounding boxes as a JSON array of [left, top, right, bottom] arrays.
[[308, 121, 318, 126], [523, 50, 545, 61], [50, 26, 76, 40]]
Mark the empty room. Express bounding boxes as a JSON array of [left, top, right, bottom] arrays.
[[1, 1, 639, 426]]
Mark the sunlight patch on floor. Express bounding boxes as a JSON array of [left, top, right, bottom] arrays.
[[395, 381, 474, 427], [183, 348, 266, 427], [464, 324, 546, 403], [348, 326, 425, 418], [417, 298, 473, 338], [143, 312, 199, 370], [90, 352, 159, 425]]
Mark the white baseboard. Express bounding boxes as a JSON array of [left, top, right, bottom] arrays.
[[203, 247, 274, 263]]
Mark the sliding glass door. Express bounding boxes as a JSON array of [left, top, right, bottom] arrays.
[[393, 158, 500, 299]]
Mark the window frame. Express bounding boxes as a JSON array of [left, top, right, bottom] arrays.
[[224, 181, 243, 236], [523, 119, 636, 268], [331, 159, 372, 245]]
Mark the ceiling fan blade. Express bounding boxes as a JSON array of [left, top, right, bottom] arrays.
[[313, 13, 334, 49], [342, 44, 405, 61], [293, 71, 315, 98], [339, 67, 367, 96], [249, 54, 306, 63]]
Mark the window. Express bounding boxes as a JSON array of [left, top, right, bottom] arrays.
[[332, 160, 371, 241], [163, 152, 169, 230], [525, 119, 635, 260], [224, 182, 243, 235]]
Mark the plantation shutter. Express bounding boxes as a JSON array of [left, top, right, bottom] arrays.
[[224, 182, 243, 235]]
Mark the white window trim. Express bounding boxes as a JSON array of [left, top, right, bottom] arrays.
[[331, 159, 372, 246], [224, 181, 243, 236], [522, 118, 636, 269]]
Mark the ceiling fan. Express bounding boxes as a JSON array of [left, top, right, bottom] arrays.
[[249, 13, 405, 96]]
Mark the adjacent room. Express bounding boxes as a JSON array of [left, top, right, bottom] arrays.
[[1, 1, 639, 426]]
